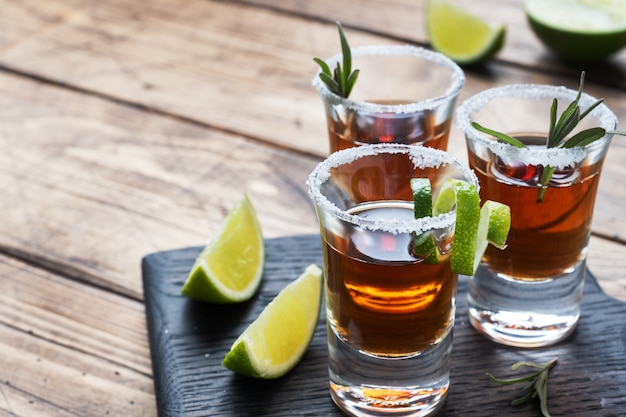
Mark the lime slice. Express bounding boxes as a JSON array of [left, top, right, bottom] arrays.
[[426, 0, 506, 65], [222, 264, 323, 379], [484, 201, 511, 250], [410, 178, 439, 263], [473, 200, 511, 273], [525, 0, 626, 61], [432, 178, 461, 216], [181, 194, 264, 303], [411, 178, 433, 218], [430, 179, 510, 275], [444, 180, 481, 275]]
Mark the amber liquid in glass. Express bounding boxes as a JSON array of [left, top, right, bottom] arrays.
[[329, 148, 449, 204], [323, 201, 456, 356], [468, 134, 602, 280], [327, 100, 451, 153]]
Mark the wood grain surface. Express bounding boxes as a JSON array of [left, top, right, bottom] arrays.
[[1, 0, 625, 416], [143, 236, 626, 417]]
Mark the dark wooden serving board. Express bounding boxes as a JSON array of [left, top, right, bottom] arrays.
[[142, 235, 626, 417]]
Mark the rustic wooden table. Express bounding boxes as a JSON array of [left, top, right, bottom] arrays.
[[1, 1, 625, 416]]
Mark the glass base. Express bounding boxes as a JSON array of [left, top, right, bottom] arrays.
[[327, 325, 451, 417], [468, 308, 579, 348], [468, 262, 585, 348], [330, 384, 447, 417]]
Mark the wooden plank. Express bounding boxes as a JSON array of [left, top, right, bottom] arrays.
[[0, 0, 344, 156], [1, 0, 624, 159], [0, 328, 155, 417], [587, 237, 626, 302], [0, 69, 625, 299], [240, 0, 626, 80], [1, 0, 625, 245], [0, 255, 151, 374], [0, 71, 321, 298], [0, 255, 156, 417]]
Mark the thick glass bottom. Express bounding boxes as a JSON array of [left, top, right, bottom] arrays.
[[468, 261, 585, 347], [330, 383, 447, 417], [327, 324, 451, 417], [468, 307, 579, 348]]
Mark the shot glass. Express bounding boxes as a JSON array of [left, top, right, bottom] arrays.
[[307, 144, 478, 417], [313, 45, 465, 153], [456, 84, 618, 347]]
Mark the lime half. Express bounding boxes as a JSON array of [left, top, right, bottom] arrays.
[[181, 194, 264, 303], [426, 0, 506, 65], [526, 0, 626, 61], [222, 264, 323, 379]]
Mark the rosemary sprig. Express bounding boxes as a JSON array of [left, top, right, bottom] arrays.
[[487, 357, 558, 417], [472, 71, 625, 203], [313, 22, 360, 99]]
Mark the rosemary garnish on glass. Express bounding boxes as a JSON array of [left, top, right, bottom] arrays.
[[313, 22, 360, 99], [487, 357, 558, 417], [472, 72, 625, 203]]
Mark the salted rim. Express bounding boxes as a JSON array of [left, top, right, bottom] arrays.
[[307, 144, 479, 234], [455, 83, 618, 168], [312, 45, 465, 114]]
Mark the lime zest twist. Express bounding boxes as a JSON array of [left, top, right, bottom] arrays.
[[487, 357, 558, 417], [471, 71, 626, 203], [313, 22, 360, 99], [411, 178, 511, 276]]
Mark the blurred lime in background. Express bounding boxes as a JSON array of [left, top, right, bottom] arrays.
[[426, 0, 506, 65], [526, 0, 626, 61]]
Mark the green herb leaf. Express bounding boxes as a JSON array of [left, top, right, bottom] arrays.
[[313, 22, 360, 99], [339, 23, 351, 79], [561, 127, 606, 148], [548, 98, 558, 143], [335, 63, 344, 95], [471, 71, 624, 203], [313, 57, 331, 77], [471, 122, 526, 148], [550, 104, 580, 147], [579, 98, 604, 121], [537, 165, 556, 202], [488, 357, 558, 417], [319, 72, 340, 96], [346, 69, 360, 98]]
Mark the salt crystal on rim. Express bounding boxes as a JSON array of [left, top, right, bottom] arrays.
[[455, 84, 617, 168], [307, 144, 478, 234], [312, 45, 465, 114]]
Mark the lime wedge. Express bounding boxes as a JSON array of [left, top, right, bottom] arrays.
[[430, 179, 511, 276], [222, 264, 323, 379], [181, 194, 264, 303], [525, 0, 626, 60], [426, 0, 506, 65]]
